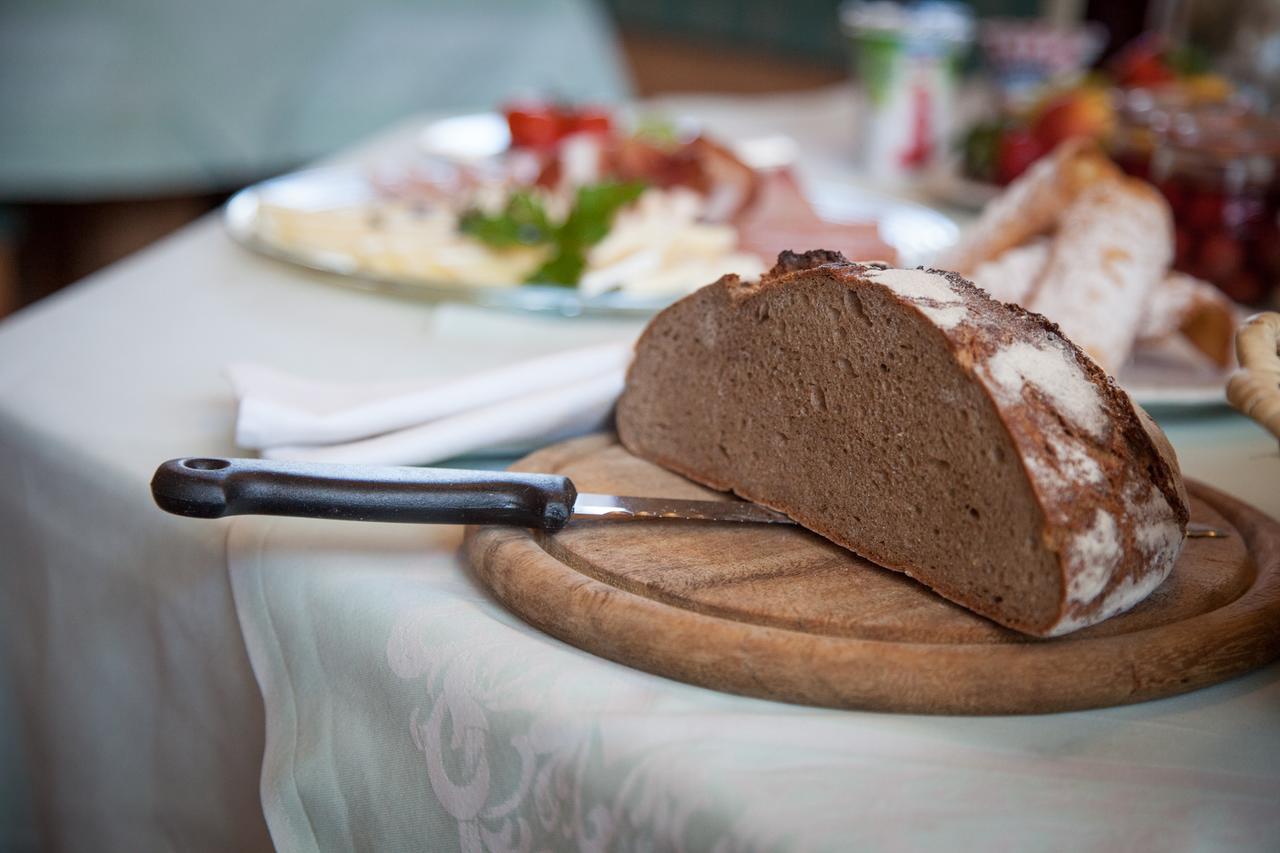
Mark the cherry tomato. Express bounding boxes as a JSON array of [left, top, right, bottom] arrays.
[[565, 107, 612, 137], [505, 105, 561, 149]]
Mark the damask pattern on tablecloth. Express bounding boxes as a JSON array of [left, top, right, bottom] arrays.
[[387, 603, 757, 853], [230, 520, 1280, 853]]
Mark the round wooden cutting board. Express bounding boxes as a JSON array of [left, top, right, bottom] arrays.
[[464, 434, 1280, 714]]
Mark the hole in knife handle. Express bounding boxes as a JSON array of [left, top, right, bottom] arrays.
[[182, 458, 231, 470]]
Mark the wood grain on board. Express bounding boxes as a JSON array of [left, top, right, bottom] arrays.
[[465, 434, 1280, 714]]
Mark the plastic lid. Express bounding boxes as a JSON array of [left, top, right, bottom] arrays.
[[839, 1, 975, 43]]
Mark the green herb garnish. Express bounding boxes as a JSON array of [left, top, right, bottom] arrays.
[[531, 181, 646, 285], [459, 181, 646, 286], [458, 190, 553, 247]]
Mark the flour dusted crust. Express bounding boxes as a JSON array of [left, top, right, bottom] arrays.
[[968, 238, 1050, 304], [1026, 178, 1174, 372], [940, 139, 1121, 275], [829, 259, 1187, 635], [617, 250, 1189, 637], [943, 139, 1234, 374], [971, 251, 1234, 371]]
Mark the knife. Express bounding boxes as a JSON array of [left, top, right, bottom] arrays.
[[150, 457, 794, 530], [150, 457, 1226, 538]]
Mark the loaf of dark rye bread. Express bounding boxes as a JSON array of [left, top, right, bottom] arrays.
[[616, 251, 1189, 636]]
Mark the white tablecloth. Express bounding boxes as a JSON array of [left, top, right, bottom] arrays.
[[2, 90, 1279, 851]]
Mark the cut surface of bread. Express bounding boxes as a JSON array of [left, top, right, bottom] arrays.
[[617, 251, 1189, 637]]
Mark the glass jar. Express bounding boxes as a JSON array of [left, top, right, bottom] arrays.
[[1112, 92, 1280, 306], [840, 1, 974, 183]]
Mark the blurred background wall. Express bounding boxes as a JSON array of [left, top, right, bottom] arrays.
[[609, 0, 1042, 91]]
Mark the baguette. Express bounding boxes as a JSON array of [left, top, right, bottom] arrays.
[[1026, 177, 1174, 372], [941, 138, 1121, 274], [1138, 272, 1238, 368]]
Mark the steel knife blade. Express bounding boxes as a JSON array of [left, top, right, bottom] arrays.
[[572, 496, 1223, 537], [571, 493, 794, 524]]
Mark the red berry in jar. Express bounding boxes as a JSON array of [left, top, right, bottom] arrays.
[[1223, 196, 1268, 233], [1128, 102, 1280, 302], [1156, 179, 1185, 216], [1185, 190, 1226, 231], [1254, 221, 1280, 277], [1173, 227, 1194, 268], [1221, 269, 1266, 304], [1196, 231, 1244, 282], [1120, 154, 1150, 182]]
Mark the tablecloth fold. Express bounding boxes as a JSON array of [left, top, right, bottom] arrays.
[[228, 341, 631, 465]]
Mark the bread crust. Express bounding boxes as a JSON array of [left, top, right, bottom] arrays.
[[618, 250, 1189, 636], [940, 138, 1122, 275], [1025, 177, 1174, 372]]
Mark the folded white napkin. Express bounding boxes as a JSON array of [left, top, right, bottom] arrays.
[[227, 341, 632, 465]]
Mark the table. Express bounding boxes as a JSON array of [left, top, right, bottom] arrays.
[[2, 89, 1278, 852]]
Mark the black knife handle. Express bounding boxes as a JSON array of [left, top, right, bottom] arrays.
[[151, 457, 577, 531]]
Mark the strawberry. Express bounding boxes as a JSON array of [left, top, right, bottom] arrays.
[[1030, 88, 1114, 151], [1110, 36, 1178, 88], [1118, 54, 1176, 88], [995, 129, 1045, 185]]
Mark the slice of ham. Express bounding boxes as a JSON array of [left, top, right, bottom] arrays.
[[734, 170, 898, 265], [686, 136, 762, 223]]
